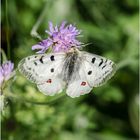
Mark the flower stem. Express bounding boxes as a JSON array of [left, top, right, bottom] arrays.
[[116, 58, 137, 70], [5, 0, 10, 59], [30, 2, 48, 40], [1, 49, 8, 62], [5, 92, 66, 106]]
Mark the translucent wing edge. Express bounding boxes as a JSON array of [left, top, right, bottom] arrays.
[[18, 58, 37, 83], [93, 62, 117, 87]]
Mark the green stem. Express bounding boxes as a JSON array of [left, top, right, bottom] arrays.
[[1, 49, 8, 62], [5, 0, 10, 59], [30, 0, 54, 40], [5, 92, 66, 106], [30, 1, 48, 40], [116, 58, 136, 70]]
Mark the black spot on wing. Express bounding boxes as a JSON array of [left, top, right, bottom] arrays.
[[105, 59, 108, 63], [50, 55, 55, 61], [28, 67, 31, 70], [88, 71, 92, 75], [91, 58, 96, 63], [39, 56, 44, 63], [34, 62, 37, 65], [109, 61, 112, 65], [99, 59, 103, 66], [105, 70, 109, 74], [50, 68, 54, 72], [102, 65, 106, 69]]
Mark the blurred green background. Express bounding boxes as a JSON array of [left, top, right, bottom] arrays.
[[1, 0, 139, 140]]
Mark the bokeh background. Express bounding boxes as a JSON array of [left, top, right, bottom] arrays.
[[1, 0, 139, 140]]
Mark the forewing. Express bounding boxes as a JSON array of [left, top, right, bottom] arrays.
[[82, 51, 116, 87], [18, 53, 66, 95]]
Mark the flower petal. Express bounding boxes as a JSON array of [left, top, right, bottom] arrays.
[[60, 21, 66, 30], [1, 61, 14, 82], [48, 21, 54, 33], [33, 21, 82, 53], [0, 67, 4, 87]]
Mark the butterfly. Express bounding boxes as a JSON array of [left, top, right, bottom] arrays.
[[18, 47, 116, 98]]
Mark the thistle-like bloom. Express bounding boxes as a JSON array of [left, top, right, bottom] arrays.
[[32, 21, 82, 53], [0, 61, 14, 87], [0, 61, 14, 112]]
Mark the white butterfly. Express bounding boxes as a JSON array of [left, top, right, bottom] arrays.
[[18, 47, 116, 98]]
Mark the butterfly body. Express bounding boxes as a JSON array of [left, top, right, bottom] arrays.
[[18, 47, 116, 98], [62, 48, 81, 84]]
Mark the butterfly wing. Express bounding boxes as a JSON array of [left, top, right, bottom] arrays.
[[37, 77, 65, 96], [66, 59, 92, 98], [82, 51, 116, 87], [18, 53, 66, 96]]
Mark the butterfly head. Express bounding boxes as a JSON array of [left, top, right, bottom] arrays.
[[67, 46, 80, 54]]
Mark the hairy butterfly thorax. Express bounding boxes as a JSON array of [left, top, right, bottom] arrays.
[[62, 47, 82, 84]]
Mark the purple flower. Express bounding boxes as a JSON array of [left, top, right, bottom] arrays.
[[0, 67, 4, 87], [0, 61, 14, 87], [32, 21, 82, 53]]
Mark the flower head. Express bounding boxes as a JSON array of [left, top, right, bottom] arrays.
[[0, 61, 14, 88], [32, 21, 82, 53]]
